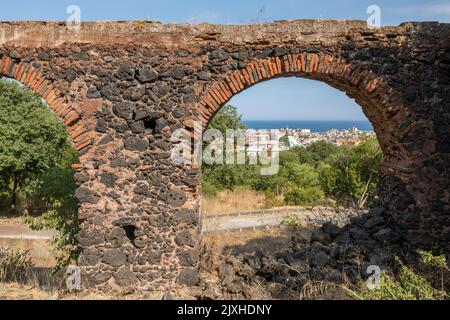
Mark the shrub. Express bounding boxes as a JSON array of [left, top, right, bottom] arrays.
[[284, 186, 324, 206], [354, 254, 448, 300], [24, 160, 79, 274], [202, 180, 219, 198], [263, 190, 284, 208], [0, 79, 72, 209], [282, 214, 304, 229], [0, 246, 34, 283]]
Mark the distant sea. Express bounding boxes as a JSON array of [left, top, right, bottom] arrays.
[[242, 120, 373, 132]]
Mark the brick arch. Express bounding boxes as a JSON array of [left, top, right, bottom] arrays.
[[195, 53, 406, 159], [192, 52, 428, 239], [0, 56, 93, 163]]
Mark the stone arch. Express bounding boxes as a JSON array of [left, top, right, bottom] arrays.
[[192, 52, 438, 242], [0, 55, 94, 165]]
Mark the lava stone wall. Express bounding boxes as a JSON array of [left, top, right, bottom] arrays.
[[0, 20, 448, 291]]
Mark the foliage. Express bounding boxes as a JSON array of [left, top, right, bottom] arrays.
[[319, 137, 383, 208], [284, 186, 324, 206], [203, 104, 261, 192], [203, 163, 259, 191], [0, 79, 72, 208], [202, 104, 383, 210], [207, 104, 246, 133], [419, 250, 448, 269], [0, 78, 79, 274], [355, 254, 448, 300], [282, 214, 304, 229], [24, 162, 79, 274], [263, 190, 284, 208], [302, 141, 340, 167], [202, 179, 219, 198], [0, 246, 34, 283]]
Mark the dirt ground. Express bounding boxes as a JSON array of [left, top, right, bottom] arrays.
[[0, 282, 172, 300], [202, 189, 267, 216]]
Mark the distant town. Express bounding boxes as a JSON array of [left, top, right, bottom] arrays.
[[244, 127, 376, 155]]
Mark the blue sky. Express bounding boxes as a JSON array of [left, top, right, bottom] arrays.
[[1, 0, 449, 120]]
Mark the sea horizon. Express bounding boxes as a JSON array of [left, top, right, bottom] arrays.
[[242, 120, 374, 132]]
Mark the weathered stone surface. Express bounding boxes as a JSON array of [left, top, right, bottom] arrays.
[[136, 66, 158, 83], [178, 249, 200, 267], [78, 249, 101, 266], [106, 227, 127, 246], [113, 102, 134, 120], [373, 228, 402, 243], [75, 187, 100, 204], [311, 230, 332, 245], [164, 189, 186, 207], [124, 136, 149, 151], [176, 268, 200, 287], [175, 230, 196, 247], [100, 173, 117, 188], [312, 251, 331, 267], [116, 61, 135, 80], [175, 209, 199, 225], [115, 266, 139, 287], [102, 249, 127, 267], [147, 251, 162, 264]]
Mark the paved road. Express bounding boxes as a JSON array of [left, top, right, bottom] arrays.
[[0, 223, 57, 240], [202, 208, 357, 233], [202, 214, 286, 233]]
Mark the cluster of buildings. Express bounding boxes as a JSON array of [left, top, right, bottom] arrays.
[[244, 127, 376, 156]]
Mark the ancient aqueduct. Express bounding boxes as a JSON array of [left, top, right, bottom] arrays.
[[0, 20, 449, 290]]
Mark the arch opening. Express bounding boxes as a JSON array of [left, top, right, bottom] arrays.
[[199, 73, 383, 221], [192, 53, 425, 235], [0, 75, 81, 274]]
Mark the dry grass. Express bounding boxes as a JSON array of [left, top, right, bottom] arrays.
[[0, 239, 55, 268], [202, 188, 266, 216], [298, 280, 356, 300], [0, 282, 169, 300], [0, 216, 24, 225]]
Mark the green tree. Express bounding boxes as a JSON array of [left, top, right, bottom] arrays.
[[279, 162, 321, 190], [0, 79, 71, 209], [319, 137, 383, 208], [203, 105, 261, 191], [207, 104, 246, 133], [304, 140, 340, 166], [284, 186, 324, 206], [25, 163, 79, 273], [279, 162, 324, 206]]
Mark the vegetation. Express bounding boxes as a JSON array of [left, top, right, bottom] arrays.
[[203, 104, 383, 209], [0, 79, 79, 273], [0, 246, 34, 283], [0, 80, 72, 209], [353, 252, 449, 300]]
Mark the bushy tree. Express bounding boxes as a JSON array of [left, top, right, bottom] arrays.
[[0, 79, 79, 272], [207, 104, 246, 133], [25, 162, 79, 273], [0, 79, 71, 208], [319, 137, 383, 208], [279, 163, 324, 206], [284, 186, 324, 206], [203, 105, 261, 191], [302, 141, 340, 167]]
